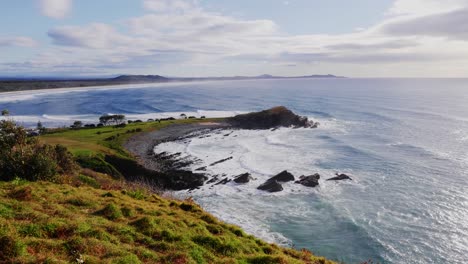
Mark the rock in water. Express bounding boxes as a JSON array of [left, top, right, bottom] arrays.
[[227, 106, 314, 129], [215, 178, 231, 185], [270, 170, 295, 182], [327, 173, 352, 181], [233, 173, 253, 183], [257, 171, 295, 192], [257, 180, 283, 192], [295, 173, 320, 187]]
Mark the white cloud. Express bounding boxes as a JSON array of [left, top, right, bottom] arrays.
[[143, 0, 195, 12], [39, 0, 73, 19], [387, 0, 468, 16], [6, 0, 468, 77], [0, 37, 37, 47]]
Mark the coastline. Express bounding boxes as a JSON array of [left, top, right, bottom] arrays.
[[124, 122, 231, 176]]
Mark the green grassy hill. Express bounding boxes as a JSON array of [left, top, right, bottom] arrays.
[[0, 118, 336, 263], [0, 179, 334, 263]]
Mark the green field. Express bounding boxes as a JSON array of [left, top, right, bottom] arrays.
[[40, 118, 220, 158]]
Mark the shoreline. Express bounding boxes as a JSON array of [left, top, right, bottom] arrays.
[[124, 122, 231, 179]]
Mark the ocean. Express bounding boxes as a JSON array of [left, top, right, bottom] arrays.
[[1, 78, 467, 263]]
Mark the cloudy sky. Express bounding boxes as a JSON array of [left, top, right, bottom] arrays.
[[1, 0, 468, 77]]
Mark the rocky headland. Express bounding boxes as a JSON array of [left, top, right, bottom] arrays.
[[124, 106, 348, 192]]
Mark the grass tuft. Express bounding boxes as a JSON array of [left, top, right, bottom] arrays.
[[96, 203, 123, 220]]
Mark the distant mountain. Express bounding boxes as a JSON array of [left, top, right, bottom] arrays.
[[0, 74, 344, 93], [112, 75, 169, 82]]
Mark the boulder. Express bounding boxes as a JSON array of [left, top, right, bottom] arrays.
[[227, 106, 314, 129], [257, 180, 283, 192], [270, 170, 295, 182], [233, 173, 253, 183], [295, 173, 320, 187], [327, 173, 352, 181]]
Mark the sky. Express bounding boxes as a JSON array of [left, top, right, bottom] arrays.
[[1, 0, 468, 77]]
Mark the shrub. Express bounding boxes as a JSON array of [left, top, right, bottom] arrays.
[[0, 120, 78, 182]]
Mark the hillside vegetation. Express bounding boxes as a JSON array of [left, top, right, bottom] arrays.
[[0, 118, 336, 263]]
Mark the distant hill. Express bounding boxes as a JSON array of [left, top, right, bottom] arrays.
[[112, 75, 169, 83], [0, 74, 344, 93]]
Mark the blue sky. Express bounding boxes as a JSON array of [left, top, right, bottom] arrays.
[[1, 0, 468, 77]]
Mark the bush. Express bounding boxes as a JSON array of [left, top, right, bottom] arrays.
[[0, 120, 78, 182]]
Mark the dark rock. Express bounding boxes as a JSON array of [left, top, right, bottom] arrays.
[[227, 106, 314, 129], [295, 173, 320, 187], [327, 173, 352, 181], [257, 180, 283, 192], [233, 173, 253, 183], [206, 176, 219, 184], [164, 170, 208, 190], [209, 157, 233, 166], [215, 178, 231, 185], [270, 170, 295, 182], [195, 166, 207, 171]]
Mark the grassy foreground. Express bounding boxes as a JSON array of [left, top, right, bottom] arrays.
[[0, 119, 336, 263], [0, 178, 334, 263]]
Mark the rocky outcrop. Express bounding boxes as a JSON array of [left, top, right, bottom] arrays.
[[233, 173, 253, 183], [295, 173, 320, 187], [163, 170, 208, 190], [257, 171, 295, 192], [269, 170, 295, 182], [227, 106, 315, 129], [327, 173, 352, 181], [257, 180, 283, 192]]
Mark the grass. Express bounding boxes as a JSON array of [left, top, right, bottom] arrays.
[[40, 118, 220, 159], [0, 180, 335, 263], [0, 118, 338, 263]]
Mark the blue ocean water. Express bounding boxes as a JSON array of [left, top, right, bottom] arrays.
[[1, 78, 467, 263]]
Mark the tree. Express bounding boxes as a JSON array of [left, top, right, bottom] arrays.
[[180, 113, 187, 119], [99, 114, 126, 126], [71, 121, 83, 129], [37, 121, 46, 134], [1, 109, 9, 116]]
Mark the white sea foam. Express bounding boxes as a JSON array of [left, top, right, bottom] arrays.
[[154, 124, 355, 246]]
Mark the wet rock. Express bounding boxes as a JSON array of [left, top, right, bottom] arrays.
[[295, 173, 320, 187], [206, 176, 219, 184], [209, 157, 233, 166], [215, 178, 232, 185], [257, 180, 283, 192], [163, 170, 208, 190], [327, 173, 352, 181], [233, 173, 253, 183], [270, 170, 295, 182]]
